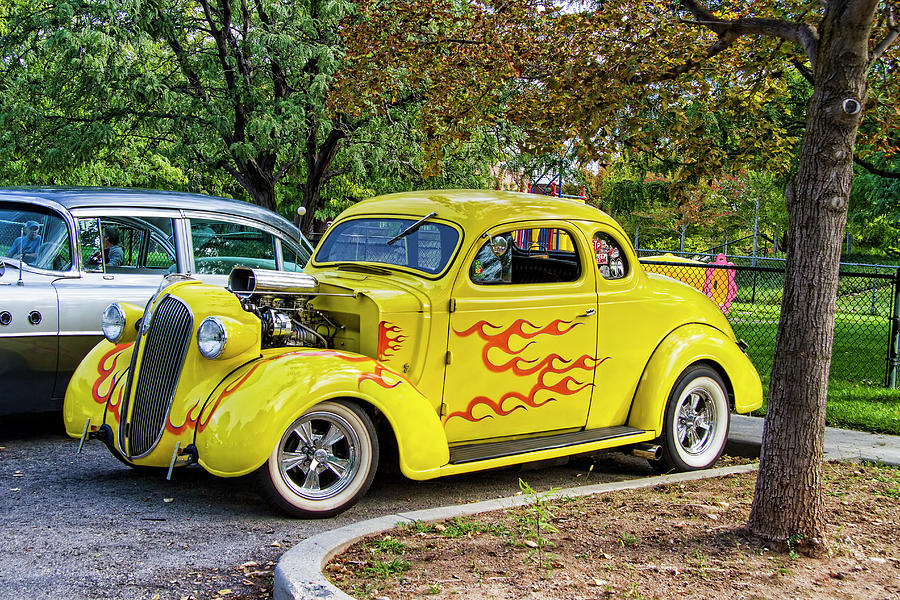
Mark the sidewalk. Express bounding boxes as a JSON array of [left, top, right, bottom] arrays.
[[274, 416, 900, 600], [729, 414, 900, 467]]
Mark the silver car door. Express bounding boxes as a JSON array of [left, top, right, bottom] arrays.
[[53, 215, 178, 397]]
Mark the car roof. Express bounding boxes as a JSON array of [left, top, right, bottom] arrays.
[[0, 186, 300, 240], [339, 189, 621, 233]]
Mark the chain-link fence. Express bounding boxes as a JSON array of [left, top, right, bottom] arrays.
[[638, 252, 900, 387]]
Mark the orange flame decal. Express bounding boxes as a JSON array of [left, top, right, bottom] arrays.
[[377, 321, 407, 361], [446, 319, 610, 423], [91, 343, 131, 405], [193, 350, 407, 433], [166, 397, 204, 434]]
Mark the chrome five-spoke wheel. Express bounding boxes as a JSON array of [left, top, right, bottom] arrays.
[[257, 401, 378, 518], [653, 365, 730, 472]]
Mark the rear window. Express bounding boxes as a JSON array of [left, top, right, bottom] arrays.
[[315, 217, 460, 275]]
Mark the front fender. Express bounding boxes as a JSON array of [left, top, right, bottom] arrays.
[[63, 340, 134, 438], [628, 323, 762, 434], [194, 348, 450, 478]]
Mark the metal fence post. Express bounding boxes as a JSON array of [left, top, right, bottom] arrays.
[[888, 268, 900, 389], [871, 267, 878, 316]]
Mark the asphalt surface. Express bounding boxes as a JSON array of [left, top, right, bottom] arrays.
[[0, 414, 654, 600]]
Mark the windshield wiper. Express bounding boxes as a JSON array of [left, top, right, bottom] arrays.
[[386, 211, 437, 246]]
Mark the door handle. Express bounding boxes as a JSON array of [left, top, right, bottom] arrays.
[[577, 308, 596, 318]]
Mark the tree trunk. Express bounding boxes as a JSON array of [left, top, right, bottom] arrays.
[[299, 126, 345, 235], [234, 152, 279, 213], [746, 0, 876, 551]]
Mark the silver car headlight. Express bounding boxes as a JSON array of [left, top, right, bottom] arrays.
[[101, 303, 127, 343], [197, 317, 227, 359]]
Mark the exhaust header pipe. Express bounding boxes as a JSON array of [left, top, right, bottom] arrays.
[[229, 267, 318, 294], [631, 443, 662, 461]]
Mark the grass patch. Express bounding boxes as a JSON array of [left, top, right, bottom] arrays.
[[362, 558, 410, 580], [824, 383, 900, 434]]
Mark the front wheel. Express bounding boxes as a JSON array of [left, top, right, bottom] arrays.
[[652, 365, 730, 473], [256, 400, 379, 518]]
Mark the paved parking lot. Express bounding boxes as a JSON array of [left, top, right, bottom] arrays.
[[0, 415, 651, 600]]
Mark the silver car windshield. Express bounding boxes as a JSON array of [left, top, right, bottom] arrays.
[[1, 204, 72, 271]]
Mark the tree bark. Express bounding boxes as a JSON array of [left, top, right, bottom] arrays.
[[746, 0, 876, 551], [299, 126, 346, 235]]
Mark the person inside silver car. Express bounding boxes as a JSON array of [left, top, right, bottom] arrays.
[[6, 220, 41, 264], [103, 227, 124, 267]]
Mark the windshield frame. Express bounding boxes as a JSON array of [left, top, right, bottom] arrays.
[[311, 215, 464, 279]]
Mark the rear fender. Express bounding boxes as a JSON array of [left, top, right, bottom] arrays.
[[194, 348, 449, 477], [628, 324, 762, 434]]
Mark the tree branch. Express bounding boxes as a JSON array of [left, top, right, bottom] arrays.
[[854, 156, 900, 178], [679, 0, 819, 69], [869, 4, 899, 68]]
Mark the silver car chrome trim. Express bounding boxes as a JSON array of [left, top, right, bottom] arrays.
[[57, 330, 104, 336], [0, 331, 59, 338]]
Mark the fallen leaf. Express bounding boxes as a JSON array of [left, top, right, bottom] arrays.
[[271, 541, 281, 547], [591, 578, 609, 586], [163, 498, 174, 503], [434, 524, 446, 532], [217, 589, 233, 596], [674, 521, 688, 528], [239, 561, 258, 569], [524, 540, 538, 548]]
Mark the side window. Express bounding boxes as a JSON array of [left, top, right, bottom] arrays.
[[78, 218, 103, 272], [470, 227, 581, 285], [191, 219, 276, 275], [281, 241, 307, 273], [469, 234, 512, 284], [99, 220, 144, 268], [78, 217, 176, 272], [0, 204, 72, 271], [593, 232, 628, 280]]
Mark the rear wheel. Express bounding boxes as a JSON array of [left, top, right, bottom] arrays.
[[652, 365, 730, 473], [257, 400, 379, 518]]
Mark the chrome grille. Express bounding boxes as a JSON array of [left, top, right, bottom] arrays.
[[124, 295, 193, 458]]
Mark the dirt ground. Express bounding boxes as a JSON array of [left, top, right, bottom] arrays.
[[326, 459, 900, 600]]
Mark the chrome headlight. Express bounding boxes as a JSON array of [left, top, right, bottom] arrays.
[[101, 303, 127, 343], [197, 316, 227, 359]]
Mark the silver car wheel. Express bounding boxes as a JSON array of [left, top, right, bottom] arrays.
[[654, 365, 730, 472], [278, 410, 361, 500], [674, 388, 718, 457], [258, 400, 378, 518]]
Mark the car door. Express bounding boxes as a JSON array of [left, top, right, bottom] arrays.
[[442, 222, 599, 444], [0, 203, 70, 413], [53, 213, 180, 396], [585, 227, 662, 429]]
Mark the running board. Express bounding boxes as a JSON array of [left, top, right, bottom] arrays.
[[449, 426, 646, 464]]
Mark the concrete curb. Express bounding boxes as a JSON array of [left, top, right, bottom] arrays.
[[273, 463, 760, 600]]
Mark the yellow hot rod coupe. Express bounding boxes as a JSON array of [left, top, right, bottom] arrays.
[[64, 190, 761, 518]]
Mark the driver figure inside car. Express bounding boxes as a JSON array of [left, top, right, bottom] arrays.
[[6, 220, 41, 264], [103, 227, 124, 267]]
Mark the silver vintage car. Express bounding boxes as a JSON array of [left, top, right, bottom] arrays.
[[0, 187, 313, 415]]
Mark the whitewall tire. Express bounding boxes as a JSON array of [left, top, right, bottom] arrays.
[[257, 400, 378, 518], [654, 365, 730, 473]]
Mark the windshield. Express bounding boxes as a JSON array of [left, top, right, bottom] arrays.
[[315, 217, 460, 275], [0, 203, 72, 271]]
